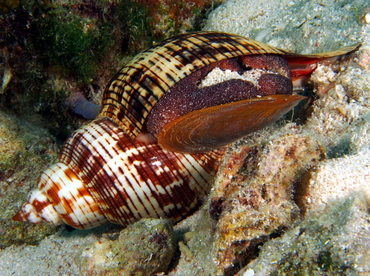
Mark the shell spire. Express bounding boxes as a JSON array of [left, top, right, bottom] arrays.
[[14, 118, 223, 229]]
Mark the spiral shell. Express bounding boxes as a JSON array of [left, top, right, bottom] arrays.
[[13, 31, 359, 229], [99, 32, 286, 139], [14, 118, 223, 229]]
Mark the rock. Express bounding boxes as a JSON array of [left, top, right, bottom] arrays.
[[305, 44, 370, 158], [0, 109, 60, 248], [78, 219, 175, 276], [209, 124, 325, 274], [168, 209, 220, 276], [0, 110, 24, 173], [204, 0, 364, 53], [237, 195, 370, 275]]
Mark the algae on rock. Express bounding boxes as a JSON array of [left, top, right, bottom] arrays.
[[78, 219, 175, 276], [238, 195, 370, 275]]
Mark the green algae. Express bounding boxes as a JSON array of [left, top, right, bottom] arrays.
[[0, 0, 20, 14], [34, 7, 114, 83], [117, 0, 156, 53]]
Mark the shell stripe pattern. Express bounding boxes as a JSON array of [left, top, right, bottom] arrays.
[[99, 31, 357, 140], [52, 118, 223, 228], [37, 162, 108, 229], [98, 31, 293, 140]]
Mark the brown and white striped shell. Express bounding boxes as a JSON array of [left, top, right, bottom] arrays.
[[13, 31, 358, 229]]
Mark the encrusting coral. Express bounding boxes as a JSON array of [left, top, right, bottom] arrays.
[[209, 124, 326, 274]]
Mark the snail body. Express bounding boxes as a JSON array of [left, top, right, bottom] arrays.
[[13, 32, 358, 229]]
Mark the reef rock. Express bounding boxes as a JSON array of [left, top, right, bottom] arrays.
[[237, 194, 370, 275], [78, 219, 175, 276], [209, 125, 325, 274]]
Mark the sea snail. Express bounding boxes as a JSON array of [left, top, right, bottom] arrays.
[[13, 31, 358, 229]]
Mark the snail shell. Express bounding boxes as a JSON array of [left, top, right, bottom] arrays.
[[13, 32, 359, 229], [13, 118, 223, 229]]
